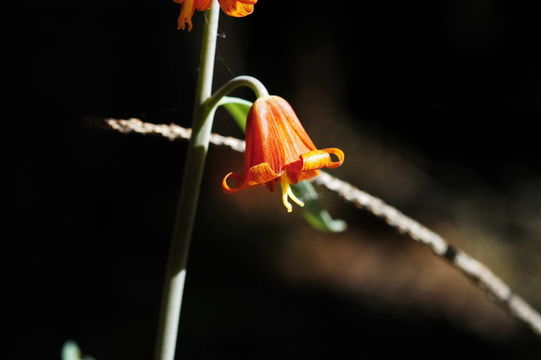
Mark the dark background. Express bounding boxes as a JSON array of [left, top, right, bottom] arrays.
[[3, 1, 541, 359]]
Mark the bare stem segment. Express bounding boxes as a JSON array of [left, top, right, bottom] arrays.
[[154, 2, 220, 360]]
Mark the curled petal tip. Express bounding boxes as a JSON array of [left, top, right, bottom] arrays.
[[222, 172, 244, 193], [323, 148, 345, 169]]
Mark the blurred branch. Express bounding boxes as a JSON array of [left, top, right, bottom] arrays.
[[313, 172, 541, 336], [103, 117, 541, 337], [104, 118, 245, 152]]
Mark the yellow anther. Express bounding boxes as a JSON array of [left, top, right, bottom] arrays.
[[280, 176, 305, 213]]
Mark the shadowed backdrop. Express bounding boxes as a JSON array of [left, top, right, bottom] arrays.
[[2, 1, 541, 358]]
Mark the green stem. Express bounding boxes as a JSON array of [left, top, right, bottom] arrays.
[[154, 2, 220, 360], [206, 75, 269, 110]]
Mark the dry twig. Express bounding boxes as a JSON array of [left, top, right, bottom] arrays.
[[104, 117, 541, 337]]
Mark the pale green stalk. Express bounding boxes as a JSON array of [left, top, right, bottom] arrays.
[[154, 4, 272, 359], [154, 2, 220, 360]]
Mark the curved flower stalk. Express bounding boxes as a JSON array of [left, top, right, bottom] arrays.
[[173, 0, 257, 30], [222, 95, 345, 212]]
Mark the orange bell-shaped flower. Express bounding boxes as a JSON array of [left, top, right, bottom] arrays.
[[222, 95, 345, 212], [173, 0, 257, 31]]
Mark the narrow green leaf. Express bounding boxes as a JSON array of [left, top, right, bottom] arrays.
[[220, 96, 346, 233], [291, 182, 347, 233], [220, 96, 252, 131]]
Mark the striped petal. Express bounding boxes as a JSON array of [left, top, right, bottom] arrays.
[[222, 162, 282, 193], [221, 96, 345, 213], [285, 148, 345, 184]]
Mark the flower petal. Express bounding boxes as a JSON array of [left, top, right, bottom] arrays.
[[300, 150, 332, 171], [222, 162, 282, 194], [222, 172, 245, 193], [284, 149, 344, 184], [195, 0, 212, 10], [285, 152, 323, 184], [322, 148, 345, 169], [246, 162, 281, 187], [247, 96, 317, 175], [219, 0, 255, 17], [176, 0, 196, 30], [296, 169, 320, 183]]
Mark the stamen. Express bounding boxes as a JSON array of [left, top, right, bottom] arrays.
[[280, 177, 292, 213], [287, 185, 305, 208], [280, 176, 304, 213]]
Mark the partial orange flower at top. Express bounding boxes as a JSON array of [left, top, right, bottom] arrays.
[[173, 0, 257, 31], [222, 96, 345, 213]]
